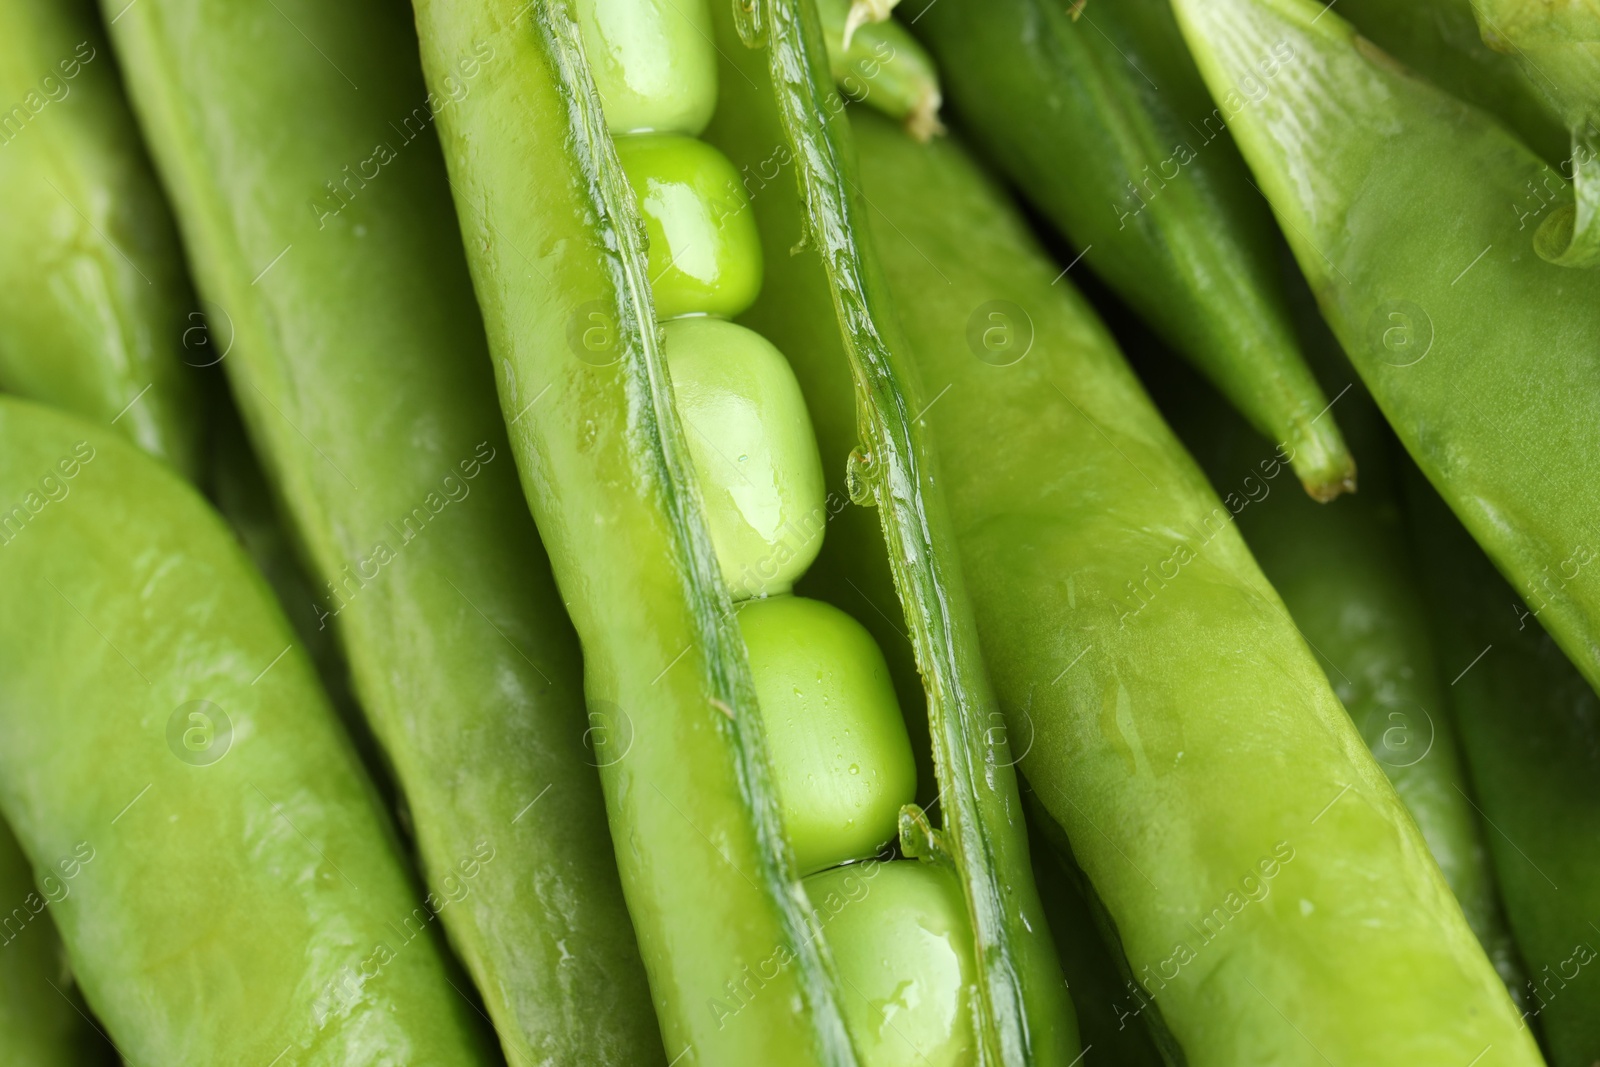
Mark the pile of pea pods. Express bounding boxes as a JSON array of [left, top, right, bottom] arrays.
[[1, 0, 1597, 1062]]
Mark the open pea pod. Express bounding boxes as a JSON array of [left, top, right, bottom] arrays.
[[1407, 467, 1600, 1067], [1170, 0, 1600, 707], [0, 0, 199, 478], [411, 0, 1074, 1063], [101, 1, 660, 1063], [848, 106, 1541, 1065], [910, 0, 1355, 500], [0, 398, 493, 1063]]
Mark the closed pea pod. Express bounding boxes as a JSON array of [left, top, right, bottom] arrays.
[[0, 399, 492, 1064], [412, 0, 1078, 1063], [847, 105, 1540, 1065], [99, 0, 661, 1063], [1167, 0, 1600, 737]]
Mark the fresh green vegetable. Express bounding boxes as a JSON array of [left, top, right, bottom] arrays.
[[1408, 467, 1600, 1066], [1170, 0, 1600, 708], [616, 133, 765, 319], [0, 816, 111, 1066], [816, 0, 943, 140], [0, 397, 492, 1064], [663, 318, 827, 600], [100, 1, 660, 1063], [573, 0, 718, 135], [739, 595, 917, 875], [911, 0, 1355, 500], [804, 860, 977, 1067], [412, 0, 1078, 1061], [0, 0, 199, 478], [849, 104, 1540, 1065], [1157, 353, 1525, 998]]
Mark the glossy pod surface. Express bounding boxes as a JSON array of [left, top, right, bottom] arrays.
[[0, 0, 199, 478], [1162, 364, 1523, 994], [1168, 0, 1600, 722], [912, 0, 1354, 500], [850, 107, 1540, 1065], [1409, 474, 1600, 1066], [100, 2, 660, 1063], [0, 399, 491, 1064]]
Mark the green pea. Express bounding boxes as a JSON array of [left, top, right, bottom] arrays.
[[616, 134, 763, 320], [805, 861, 976, 1067], [573, 0, 718, 136], [664, 317, 826, 598], [738, 595, 915, 874]]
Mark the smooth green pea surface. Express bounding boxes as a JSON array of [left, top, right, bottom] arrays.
[[738, 595, 915, 874], [805, 861, 976, 1067], [574, 0, 717, 135], [617, 134, 763, 319], [664, 317, 826, 597]]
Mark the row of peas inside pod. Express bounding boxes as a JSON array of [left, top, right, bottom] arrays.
[[574, 0, 977, 1062]]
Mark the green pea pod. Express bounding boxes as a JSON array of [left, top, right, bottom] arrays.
[[411, 0, 1076, 1063], [1170, 0, 1600, 711], [849, 105, 1540, 1065], [1157, 354, 1526, 1000], [1333, 0, 1569, 164], [0, 0, 199, 479], [100, 2, 660, 1064], [0, 816, 111, 1065], [0, 397, 492, 1063], [910, 0, 1355, 501], [1407, 468, 1600, 1066]]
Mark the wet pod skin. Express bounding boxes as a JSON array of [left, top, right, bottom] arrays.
[[1169, 0, 1600, 706], [0, 0, 199, 478], [804, 861, 977, 1067], [1408, 472, 1600, 1067], [739, 595, 916, 874], [616, 133, 765, 320], [665, 317, 827, 598], [100, 0, 660, 1063], [911, 0, 1354, 500], [850, 107, 1539, 1065], [1162, 364, 1523, 996], [0, 399, 491, 1064], [412, 0, 1079, 1061]]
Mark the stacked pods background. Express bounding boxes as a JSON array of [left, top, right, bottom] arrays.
[[0, 0, 1595, 1064]]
